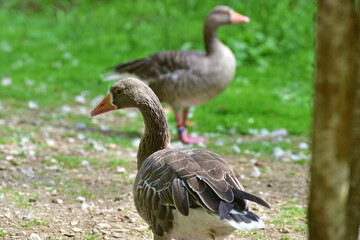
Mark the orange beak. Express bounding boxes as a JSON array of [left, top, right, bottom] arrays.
[[230, 11, 250, 24], [91, 94, 116, 117]]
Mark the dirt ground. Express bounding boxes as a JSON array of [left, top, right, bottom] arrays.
[[0, 105, 309, 239]]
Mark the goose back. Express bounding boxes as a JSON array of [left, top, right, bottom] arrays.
[[134, 148, 269, 239], [112, 46, 235, 109]]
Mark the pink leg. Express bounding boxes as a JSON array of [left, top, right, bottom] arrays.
[[175, 108, 206, 144], [183, 108, 189, 127]]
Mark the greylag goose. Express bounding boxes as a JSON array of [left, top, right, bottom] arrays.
[[91, 78, 270, 240], [106, 6, 249, 144]]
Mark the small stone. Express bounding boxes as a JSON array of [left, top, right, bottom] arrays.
[[29, 233, 42, 240], [299, 142, 309, 150], [81, 202, 89, 211], [231, 145, 240, 153], [45, 165, 59, 171], [72, 227, 82, 232], [273, 147, 285, 159], [250, 166, 261, 178], [61, 105, 72, 114], [51, 189, 58, 196], [75, 94, 86, 104], [0, 165, 7, 170], [116, 166, 127, 174], [75, 122, 87, 129], [112, 232, 122, 238], [28, 101, 39, 109], [52, 198, 63, 204], [46, 139, 56, 147], [81, 160, 89, 167], [10, 159, 20, 166], [76, 196, 86, 202], [1, 77, 12, 86], [279, 227, 290, 233], [63, 232, 75, 237], [97, 223, 111, 229], [249, 158, 257, 164], [132, 138, 141, 148], [70, 220, 79, 226]]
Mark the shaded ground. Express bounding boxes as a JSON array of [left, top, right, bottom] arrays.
[[0, 104, 309, 239]]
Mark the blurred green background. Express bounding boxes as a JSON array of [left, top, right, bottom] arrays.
[[0, 0, 315, 135]]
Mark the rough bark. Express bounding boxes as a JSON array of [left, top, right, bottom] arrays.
[[346, 4, 360, 239], [309, 0, 359, 239]]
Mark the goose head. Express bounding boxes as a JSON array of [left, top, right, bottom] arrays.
[[91, 78, 158, 116], [206, 5, 250, 27]]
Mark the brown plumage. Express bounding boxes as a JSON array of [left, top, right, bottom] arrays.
[[91, 78, 270, 240], [105, 6, 250, 144]]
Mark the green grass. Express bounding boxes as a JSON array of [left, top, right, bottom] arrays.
[[272, 203, 307, 233], [0, 0, 315, 135], [0, 189, 31, 207], [107, 158, 130, 169], [233, 230, 266, 238], [20, 219, 49, 227], [84, 235, 100, 240]]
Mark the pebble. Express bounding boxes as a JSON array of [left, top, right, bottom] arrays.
[[116, 166, 127, 174], [75, 122, 87, 129], [45, 165, 59, 171], [97, 223, 111, 229], [52, 198, 63, 204], [72, 227, 82, 232], [10, 159, 20, 166], [0, 165, 7, 170], [231, 145, 240, 153], [279, 227, 290, 233], [1, 77, 12, 86], [215, 139, 225, 146], [132, 138, 141, 148], [112, 232, 122, 238], [81, 160, 89, 167], [299, 142, 309, 150], [61, 105, 72, 114], [28, 101, 39, 109], [70, 220, 79, 226], [81, 202, 89, 211], [63, 232, 75, 237], [250, 166, 261, 178], [75, 94, 86, 104], [29, 233, 42, 240], [76, 196, 86, 202]]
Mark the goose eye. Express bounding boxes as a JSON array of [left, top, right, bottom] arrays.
[[115, 88, 122, 95]]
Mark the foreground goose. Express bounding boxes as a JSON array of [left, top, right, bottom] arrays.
[[91, 78, 270, 240], [106, 6, 249, 144]]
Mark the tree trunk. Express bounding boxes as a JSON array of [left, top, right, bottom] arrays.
[[346, 4, 360, 239], [309, 0, 359, 239]]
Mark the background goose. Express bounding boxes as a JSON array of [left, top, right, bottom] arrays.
[[91, 78, 270, 240], [105, 5, 250, 144]]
